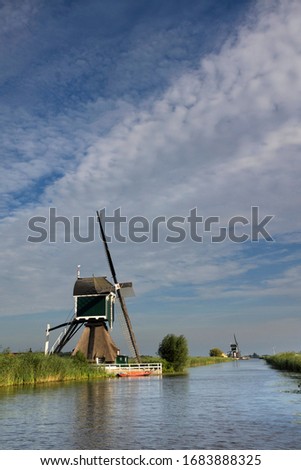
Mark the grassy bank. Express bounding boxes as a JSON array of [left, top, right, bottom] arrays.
[[0, 353, 233, 387], [0, 352, 107, 387], [265, 352, 301, 373], [188, 356, 232, 367], [139, 355, 231, 373]]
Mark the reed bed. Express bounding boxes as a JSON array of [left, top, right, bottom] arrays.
[[0, 352, 107, 387], [188, 356, 232, 367], [137, 354, 231, 373], [265, 352, 301, 373], [0, 352, 233, 386]]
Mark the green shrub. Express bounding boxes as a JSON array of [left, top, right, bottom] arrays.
[[209, 347, 224, 357], [158, 334, 189, 372]]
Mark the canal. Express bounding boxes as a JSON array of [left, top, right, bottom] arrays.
[[0, 359, 300, 449]]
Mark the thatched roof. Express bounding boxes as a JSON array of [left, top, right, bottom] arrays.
[[72, 321, 119, 362], [73, 277, 114, 296], [73, 276, 135, 297]]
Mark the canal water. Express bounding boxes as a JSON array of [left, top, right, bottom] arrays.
[[0, 359, 300, 450]]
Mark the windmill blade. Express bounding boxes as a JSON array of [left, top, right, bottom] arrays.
[[115, 285, 141, 362], [96, 211, 141, 362], [119, 282, 135, 297], [115, 301, 137, 359], [96, 211, 118, 285]]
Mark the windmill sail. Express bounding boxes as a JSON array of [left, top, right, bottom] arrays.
[[115, 301, 138, 359], [233, 334, 241, 358], [96, 210, 141, 363]]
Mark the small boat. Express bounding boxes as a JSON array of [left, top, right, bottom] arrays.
[[117, 370, 151, 377]]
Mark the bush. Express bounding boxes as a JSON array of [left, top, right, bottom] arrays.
[[158, 334, 189, 372], [209, 347, 224, 357]]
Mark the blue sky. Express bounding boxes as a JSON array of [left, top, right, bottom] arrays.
[[1, 0, 301, 356]]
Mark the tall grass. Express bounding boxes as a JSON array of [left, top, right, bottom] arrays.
[[0, 352, 107, 387], [0, 353, 234, 387], [135, 355, 231, 373], [188, 356, 232, 367], [265, 352, 301, 373]]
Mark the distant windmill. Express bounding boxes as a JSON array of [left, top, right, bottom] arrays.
[[45, 211, 140, 363], [229, 334, 241, 359]]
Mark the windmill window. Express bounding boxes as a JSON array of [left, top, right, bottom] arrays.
[[75, 295, 107, 319]]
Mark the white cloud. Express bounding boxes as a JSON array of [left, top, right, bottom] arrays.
[[1, 0, 301, 337]]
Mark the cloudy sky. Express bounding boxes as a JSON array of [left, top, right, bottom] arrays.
[[1, 0, 301, 356]]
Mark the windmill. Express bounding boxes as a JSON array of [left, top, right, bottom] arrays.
[[229, 334, 241, 359], [45, 211, 141, 363]]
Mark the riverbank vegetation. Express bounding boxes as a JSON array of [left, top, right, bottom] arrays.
[[0, 350, 233, 387], [265, 352, 301, 373], [209, 347, 225, 357], [139, 354, 231, 373], [188, 356, 232, 367], [156, 334, 230, 372], [158, 334, 189, 372], [0, 351, 107, 387]]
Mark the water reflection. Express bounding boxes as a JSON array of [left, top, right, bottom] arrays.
[[0, 361, 301, 449], [71, 376, 166, 449]]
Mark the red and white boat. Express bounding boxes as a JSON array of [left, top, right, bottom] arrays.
[[117, 370, 152, 377]]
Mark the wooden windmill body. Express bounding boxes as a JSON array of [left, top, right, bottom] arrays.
[[71, 276, 119, 362]]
